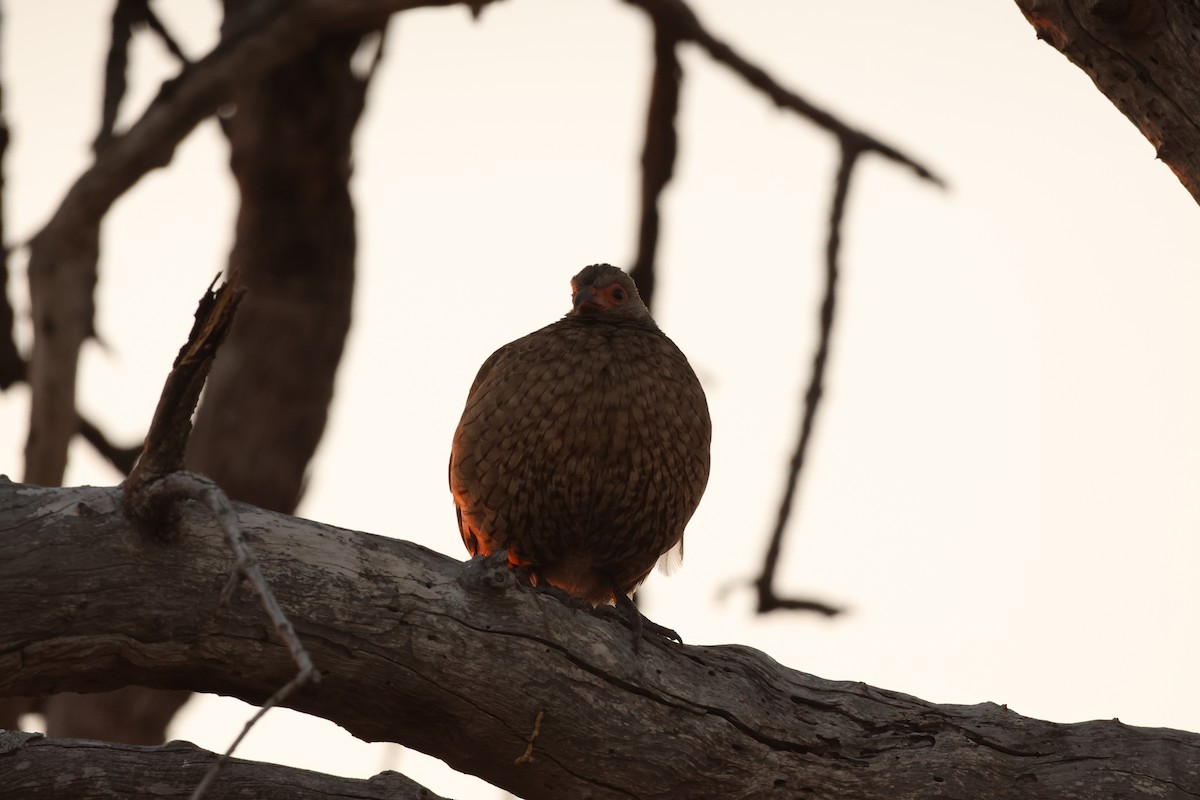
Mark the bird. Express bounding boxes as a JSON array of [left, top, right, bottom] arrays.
[[449, 263, 711, 624]]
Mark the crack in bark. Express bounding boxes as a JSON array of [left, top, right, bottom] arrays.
[[444, 604, 861, 764], [6, 483, 1199, 798]]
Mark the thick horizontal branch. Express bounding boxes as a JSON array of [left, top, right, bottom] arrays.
[[0, 730, 447, 800], [1, 481, 1198, 799], [1015, 0, 1200, 203]]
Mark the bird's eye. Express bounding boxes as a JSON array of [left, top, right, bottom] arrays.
[[612, 287, 626, 302]]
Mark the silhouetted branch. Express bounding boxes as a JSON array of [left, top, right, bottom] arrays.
[[622, 0, 943, 186], [625, 0, 941, 314], [97, 0, 193, 153], [96, 0, 143, 153], [143, 3, 191, 66], [0, 7, 17, 392], [77, 417, 143, 476], [24, 0, 501, 488], [755, 144, 861, 617], [628, 18, 681, 311], [621, 0, 941, 614], [123, 274, 243, 515]]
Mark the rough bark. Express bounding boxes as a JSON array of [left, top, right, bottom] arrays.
[[1015, 0, 1200, 203], [39, 14, 376, 745], [0, 730, 447, 800], [186, 14, 368, 514], [3, 480, 1198, 800]]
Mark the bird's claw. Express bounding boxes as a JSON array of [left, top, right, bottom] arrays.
[[530, 581, 594, 611], [594, 595, 682, 653]]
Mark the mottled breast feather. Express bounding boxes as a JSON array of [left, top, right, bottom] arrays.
[[450, 269, 711, 605]]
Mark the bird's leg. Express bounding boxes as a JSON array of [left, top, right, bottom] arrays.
[[502, 557, 592, 611], [506, 561, 537, 590], [618, 594, 683, 646], [493, 552, 549, 594], [594, 594, 682, 653], [530, 580, 594, 611]]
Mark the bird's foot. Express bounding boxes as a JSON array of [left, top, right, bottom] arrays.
[[593, 594, 682, 653], [530, 581, 594, 611]]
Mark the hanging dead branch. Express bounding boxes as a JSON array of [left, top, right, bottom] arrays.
[[623, 0, 942, 613]]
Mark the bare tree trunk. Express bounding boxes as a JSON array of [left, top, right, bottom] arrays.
[[38, 19, 378, 745], [187, 13, 373, 512]]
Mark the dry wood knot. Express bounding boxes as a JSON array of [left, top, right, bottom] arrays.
[[457, 550, 518, 595], [0, 730, 43, 754], [1088, 0, 1159, 35]]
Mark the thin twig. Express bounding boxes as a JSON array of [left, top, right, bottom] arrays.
[[96, 0, 143, 153], [143, 4, 191, 66], [98, 0, 189, 154], [119, 277, 316, 798], [754, 144, 861, 617], [147, 473, 316, 681], [187, 671, 315, 799], [627, 18, 681, 311], [77, 415, 144, 476], [620, 0, 943, 614], [129, 472, 318, 800], [122, 274, 243, 522], [622, 0, 943, 187]]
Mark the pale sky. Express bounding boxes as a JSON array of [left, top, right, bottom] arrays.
[[3, 1, 1199, 797]]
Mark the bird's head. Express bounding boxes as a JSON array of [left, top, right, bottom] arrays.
[[568, 264, 654, 324]]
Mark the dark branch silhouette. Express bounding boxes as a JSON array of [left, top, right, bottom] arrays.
[[97, 0, 191, 153], [628, 16, 681, 311], [756, 144, 860, 616], [142, 3, 191, 66], [77, 417, 143, 476], [623, 0, 941, 613], [0, 13, 17, 392], [97, 0, 142, 153], [123, 274, 244, 511], [623, 0, 943, 185]]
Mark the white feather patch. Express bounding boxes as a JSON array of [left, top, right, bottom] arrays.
[[656, 539, 684, 575]]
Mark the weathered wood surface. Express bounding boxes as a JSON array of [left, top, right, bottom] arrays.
[[2, 480, 1198, 799], [0, 730, 445, 800], [1015, 0, 1200, 203]]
